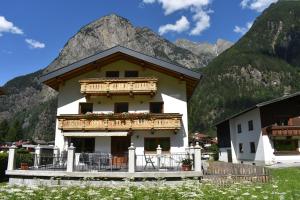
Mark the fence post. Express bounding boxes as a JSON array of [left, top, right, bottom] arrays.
[[67, 143, 75, 172], [7, 145, 17, 170], [128, 143, 136, 173], [53, 146, 59, 165], [194, 142, 202, 173], [34, 144, 41, 168], [156, 145, 162, 170]]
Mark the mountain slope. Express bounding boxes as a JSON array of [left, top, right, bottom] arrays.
[[0, 14, 216, 142], [188, 1, 300, 134]]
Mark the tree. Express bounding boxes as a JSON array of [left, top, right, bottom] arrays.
[[5, 120, 23, 142], [0, 120, 9, 142]]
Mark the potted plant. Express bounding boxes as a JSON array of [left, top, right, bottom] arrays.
[[181, 158, 193, 171], [20, 162, 29, 170]]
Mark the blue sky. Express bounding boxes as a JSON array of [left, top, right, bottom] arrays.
[[0, 0, 277, 86]]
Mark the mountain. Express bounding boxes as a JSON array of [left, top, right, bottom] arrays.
[[0, 14, 215, 142], [175, 39, 233, 66], [188, 1, 300, 134]]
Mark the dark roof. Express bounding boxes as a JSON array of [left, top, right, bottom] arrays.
[[0, 87, 4, 95], [215, 91, 300, 126], [40, 45, 201, 83]]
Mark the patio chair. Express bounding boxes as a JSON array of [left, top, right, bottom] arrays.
[[144, 153, 156, 170]]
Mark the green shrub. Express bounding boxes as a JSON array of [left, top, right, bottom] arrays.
[[0, 153, 8, 182], [208, 144, 219, 161]]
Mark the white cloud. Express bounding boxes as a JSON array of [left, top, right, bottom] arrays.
[[240, 0, 278, 12], [25, 38, 45, 49], [0, 16, 23, 36], [143, 0, 212, 35], [159, 16, 190, 35], [234, 21, 253, 35], [190, 9, 210, 35]]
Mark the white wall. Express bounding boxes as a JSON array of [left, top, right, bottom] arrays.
[[229, 108, 266, 164], [55, 60, 189, 152], [219, 147, 231, 162]]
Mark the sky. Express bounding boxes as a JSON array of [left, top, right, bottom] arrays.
[[0, 0, 278, 86]]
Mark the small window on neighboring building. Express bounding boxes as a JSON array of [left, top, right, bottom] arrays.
[[250, 142, 256, 153], [248, 120, 254, 131], [239, 143, 244, 153], [114, 102, 129, 113], [144, 137, 170, 152], [106, 71, 119, 78], [125, 70, 139, 77], [149, 102, 164, 113], [237, 124, 242, 133], [79, 103, 93, 114]]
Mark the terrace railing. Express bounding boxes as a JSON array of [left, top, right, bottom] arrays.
[[265, 125, 300, 136], [57, 113, 182, 132], [79, 77, 158, 97]]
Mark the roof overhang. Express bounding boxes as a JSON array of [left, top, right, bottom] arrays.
[[215, 92, 300, 126], [0, 87, 5, 96], [40, 46, 202, 99]]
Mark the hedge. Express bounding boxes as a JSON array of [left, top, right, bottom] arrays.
[[0, 153, 8, 182]]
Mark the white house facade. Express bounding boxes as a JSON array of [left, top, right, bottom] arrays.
[[217, 93, 300, 166], [41, 46, 201, 165]]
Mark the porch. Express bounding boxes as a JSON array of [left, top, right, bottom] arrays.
[[6, 143, 202, 181]]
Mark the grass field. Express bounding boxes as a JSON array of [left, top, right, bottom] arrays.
[[0, 168, 299, 199]]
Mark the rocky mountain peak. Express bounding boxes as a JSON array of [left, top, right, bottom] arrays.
[[44, 14, 210, 74]]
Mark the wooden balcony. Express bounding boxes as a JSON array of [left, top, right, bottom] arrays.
[[79, 77, 157, 96], [57, 113, 182, 132], [266, 125, 300, 136]]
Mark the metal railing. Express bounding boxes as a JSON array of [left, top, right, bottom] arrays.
[[74, 153, 128, 172], [136, 153, 193, 172]]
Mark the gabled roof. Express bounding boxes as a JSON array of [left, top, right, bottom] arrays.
[[215, 91, 300, 126], [40, 45, 202, 99], [0, 87, 5, 95]]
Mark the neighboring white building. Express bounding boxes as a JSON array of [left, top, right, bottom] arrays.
[[216, 92, 300, 166], [41, 46, 201, 162]]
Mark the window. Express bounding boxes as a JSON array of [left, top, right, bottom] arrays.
[[274, 139, 298, 152], [239, 143, 244, 153], [144, 137, 170, 152], [125, 71, 138, 77], [106, 71, 119, 78], [70, 138, 95, 153], [79, 103, 93, 114], [237, 124, 242, 133], [149, 102, 164, 113], [250, 142, 256, 153], [248, 120, 254, 131], [114, 102, 129, 113]]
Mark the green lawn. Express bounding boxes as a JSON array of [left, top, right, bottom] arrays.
[[0, 168, 299, 199]]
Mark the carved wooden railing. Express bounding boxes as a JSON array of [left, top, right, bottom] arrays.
[[265, 125, 300, 136], [58, 113, 182, 131], [79, 77, 158, 96]]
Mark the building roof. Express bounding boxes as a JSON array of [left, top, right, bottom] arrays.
[[40, 45, 202, 99], [215, 91, 300, 126], [0, 87, 5, 95]]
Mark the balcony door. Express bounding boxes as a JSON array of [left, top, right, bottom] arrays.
[[111, 136, 131, 166]]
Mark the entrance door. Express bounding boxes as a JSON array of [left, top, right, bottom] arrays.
[[111, 136, 131, 167], [227, 149, 232, 163]]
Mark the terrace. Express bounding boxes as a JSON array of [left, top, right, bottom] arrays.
[[6, 143, 202, 180]]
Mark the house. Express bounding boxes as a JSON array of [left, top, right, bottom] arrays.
[[40, 45, 201, 167], [0, 87, 5, 95], [216, 92, 300, 165]]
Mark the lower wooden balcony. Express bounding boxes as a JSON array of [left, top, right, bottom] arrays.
[[57, 113, 182, 132], [266, 125, 300, 136]]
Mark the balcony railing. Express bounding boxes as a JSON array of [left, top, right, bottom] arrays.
[[79, 77, 158, 96], [265, 125, 300, 136], [57, 113, 182, 132]]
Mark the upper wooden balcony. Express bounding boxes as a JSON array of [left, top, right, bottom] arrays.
[[57, 113, 182, 132], [265, 125, 300, 136], [79, 77, 158, 97]]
